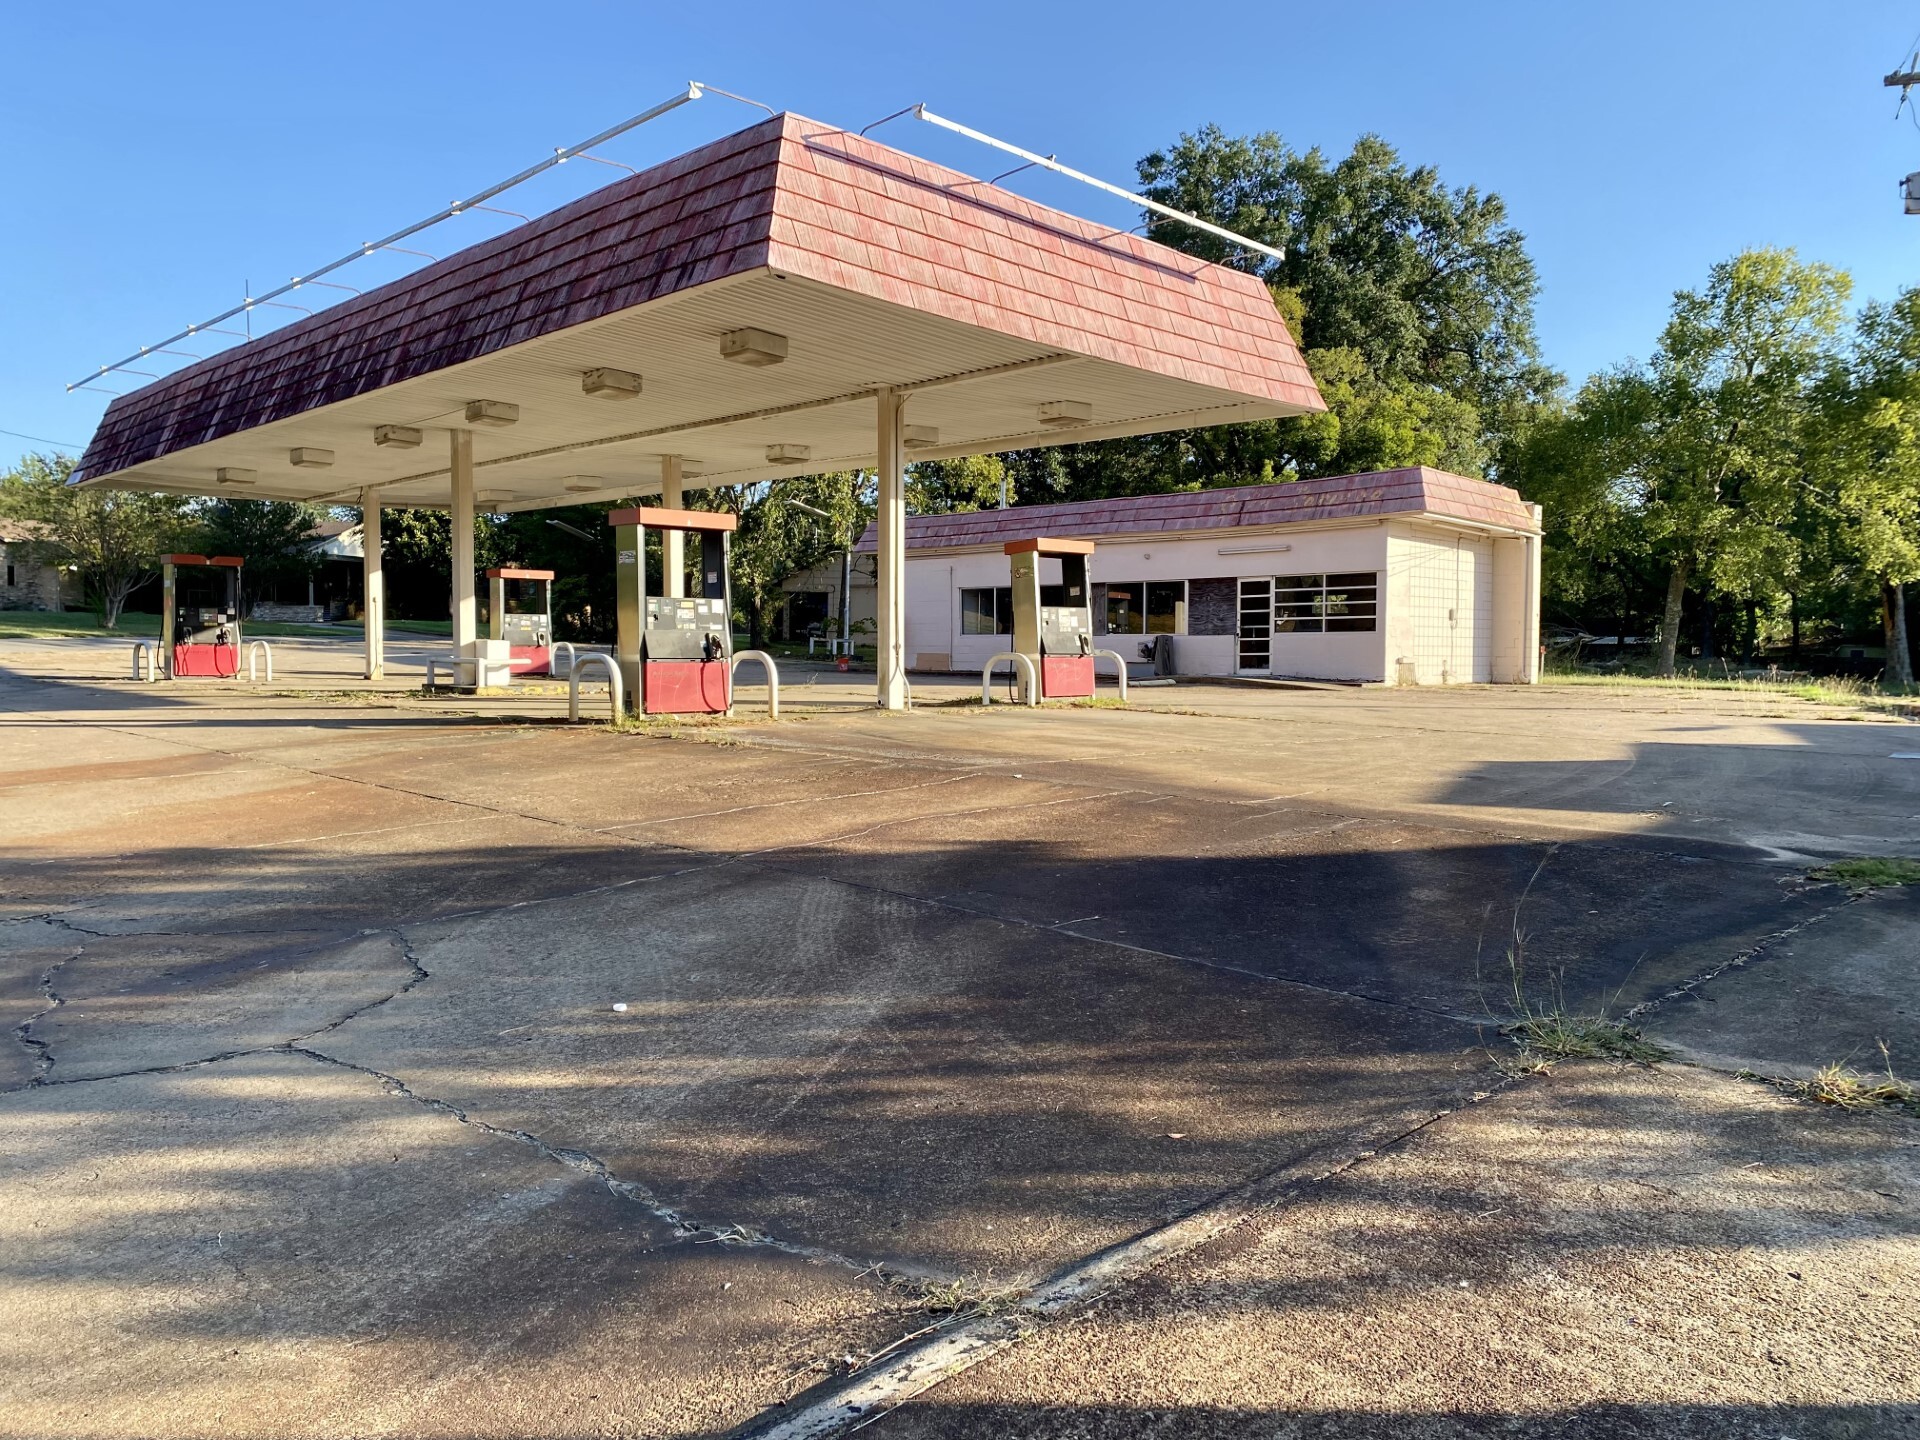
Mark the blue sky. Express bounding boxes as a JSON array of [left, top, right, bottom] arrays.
[[5, 1, 1917, 458]]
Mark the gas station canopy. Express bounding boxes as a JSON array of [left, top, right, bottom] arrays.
[[71, 111, 1322, 510]]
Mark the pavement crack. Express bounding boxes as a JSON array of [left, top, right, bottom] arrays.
[[729, 1085, 1506, 1440], [1620, 894, 1856, 1022], [285, 1044, 887, 1275], [296, 929, 431, 1042]]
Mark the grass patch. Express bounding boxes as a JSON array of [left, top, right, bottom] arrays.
[[1755, 1044, 1920, 1118], [1808, 857, 1920, 891], [1481, 889, 1668, 1074], [0, 610, 161, 639], [1502, 1011, 1669, 1069], [1541, 664, 1910, 717]]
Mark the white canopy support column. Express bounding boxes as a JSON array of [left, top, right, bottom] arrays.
[[450, 429, 477, 672], [661, 454, 685, 597], [875, 387, 908, 710], [361, 486, 384, 679]]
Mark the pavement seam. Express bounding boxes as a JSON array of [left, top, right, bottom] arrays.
[[1619, 892, 1859, 1023], [728, 1085, 1508, 1440], [284, 1043, 909, 1277]]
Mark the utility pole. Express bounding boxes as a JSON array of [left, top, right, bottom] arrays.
[[1888, 54, 1920, 213]]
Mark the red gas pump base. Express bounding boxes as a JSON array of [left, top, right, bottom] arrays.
[[1041, 655, 1095, 699], [172, 643, 238, 678], [507, 645, 551, 677], [643, 660, 731, 714]]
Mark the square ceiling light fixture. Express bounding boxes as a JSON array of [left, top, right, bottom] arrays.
[[582, 367, 643, 399], [476, 489, 513, 505], [374, 424, 423, 448], [721, 328, 789, 367], [289, 447, 334, 468], [215, 467, 256, 485], [766, 443, 811, 465], [562, 476, 605, 493], [464, 399, 519, 427], [901, 424, 939, 451], [1038, 400, 1092, 428]]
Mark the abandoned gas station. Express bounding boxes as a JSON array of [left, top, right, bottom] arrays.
[[69, 100, 1536, 703]]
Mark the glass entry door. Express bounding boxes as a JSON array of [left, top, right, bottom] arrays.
[[1237, 578, 1272, 673]]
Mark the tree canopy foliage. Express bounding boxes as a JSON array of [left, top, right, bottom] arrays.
[[0, 454, 195, 627]]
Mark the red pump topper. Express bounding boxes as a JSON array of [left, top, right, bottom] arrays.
[[610, 506, 737, 715], [160, 554, 243, 678], [1005, 537, 1095, 699]]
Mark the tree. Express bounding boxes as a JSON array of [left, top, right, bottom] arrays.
[[195, 498, 324, 614], [1816, 287, 1920, 686], [692, 473, 869, 647], [1517, 250, 1850, 676], [1135, 126, 1559, 480], [0, 454, 194, 628]]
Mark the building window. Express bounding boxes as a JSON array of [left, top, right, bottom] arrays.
[[1272, 573, 1379, 633], [4, 562, 12, 589], [960, 587, 1014, 635], [1104, 581, 1186, 635]]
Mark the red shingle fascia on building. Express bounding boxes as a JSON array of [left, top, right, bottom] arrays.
[[766, 120, 1318, 411], [852, 468, 1538, 553], [78, 112, 1322, 483], [76, 118, 791, 482]]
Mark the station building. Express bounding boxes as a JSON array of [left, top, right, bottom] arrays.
[[859, 466, 1542, 685]]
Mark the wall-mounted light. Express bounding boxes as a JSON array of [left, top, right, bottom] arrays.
[[582, 367, 642, 399], [766, 443, 811, 465], [1037, 400, 1092, 427], [216, 467, 257, 485], [464, 399, 519, 427], [289, 448, 334, 468], [722, 328, 789, 367], [374, 424, 423, 448]]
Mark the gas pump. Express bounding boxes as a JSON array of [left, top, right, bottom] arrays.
[[486, 567, 555, 676], [160, 554, 243, 678], [1006, 537, 1095, 699], [609, 506, 738, 714]]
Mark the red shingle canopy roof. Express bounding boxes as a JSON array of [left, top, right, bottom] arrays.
[[854, 468, 1540, 553], [74, 113, 1321, 508]]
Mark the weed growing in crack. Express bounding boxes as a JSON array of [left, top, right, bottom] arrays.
[[1807, 857, 1920, 892], [903, 1276, 1021, 1319], [1477, 900, 1667, 1075], [1757, 1042, 1920, 1117]]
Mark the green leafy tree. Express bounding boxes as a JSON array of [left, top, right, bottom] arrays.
[[195, 498, 324, 614], [1135, 126, 1559, 479], [0, 454, 194, 628], [692, 473, 869, 647], [1518, 250, 1849, 676], [1815, 287, 1920, 685]]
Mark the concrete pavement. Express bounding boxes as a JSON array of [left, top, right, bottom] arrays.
[[1, 637, 1916, 1437]]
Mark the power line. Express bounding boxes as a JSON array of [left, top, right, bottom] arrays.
[[0, 426, 85, 450]]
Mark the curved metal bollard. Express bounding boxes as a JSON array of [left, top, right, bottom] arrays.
[[981, 651, 1037, 706], [245, 640, 274, 682], [1092, 648, 1128, 704], [130, 642, 158, 682], [550, 640, 576, 679], [568, 652, 625, 722], [728, 650, 780, 719]]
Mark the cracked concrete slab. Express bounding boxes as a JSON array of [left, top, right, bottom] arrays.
[[865, 1063, 1920, 1440], [317, 860, 1489, 1280], [22, 927, 420, 1083], [0, 1050, 914, 1439], [4, 650, 1919, 1439], [1644, 885, 1920, 1079]]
